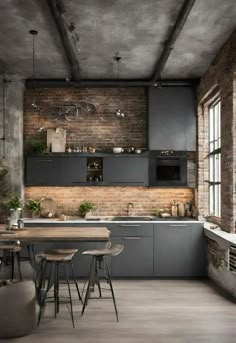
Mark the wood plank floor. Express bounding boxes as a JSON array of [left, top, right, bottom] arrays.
[[7, 279, 236, 343]]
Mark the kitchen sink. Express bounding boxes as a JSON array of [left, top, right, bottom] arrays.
[[112, 216, 153, 221]]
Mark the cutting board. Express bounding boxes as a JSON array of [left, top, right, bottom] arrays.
[[40, 198, 57, 218], [47, 128, 66, 152]]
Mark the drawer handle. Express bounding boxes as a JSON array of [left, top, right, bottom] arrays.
[[122, 237, 142, 240], [168, 224, 187, 227], [119, 224, 140, 227]]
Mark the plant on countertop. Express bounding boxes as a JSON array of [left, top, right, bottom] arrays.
[[79, 201, 96, 217], [25, 199, 41, 217], [26, 136, 47, 155], [7, 193, 23, 211]]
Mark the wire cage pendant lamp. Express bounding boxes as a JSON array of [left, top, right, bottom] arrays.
[[29, 29, 39, 109], [114, 54, 126, 118]]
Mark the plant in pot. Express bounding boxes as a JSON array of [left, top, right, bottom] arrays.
[[26, 136, 47, 155], [6, 193, 23, 227], [25, 199, 41, 218], [79, 202, 96, 218]]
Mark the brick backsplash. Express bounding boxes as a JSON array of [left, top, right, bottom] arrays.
[[24, 87, 147, 150], [25, 187, 194, 217]]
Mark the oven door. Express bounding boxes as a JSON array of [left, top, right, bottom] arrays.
[[149, 157, 187, 187]]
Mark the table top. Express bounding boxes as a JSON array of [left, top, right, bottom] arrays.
[[0, 226, 110, 242]]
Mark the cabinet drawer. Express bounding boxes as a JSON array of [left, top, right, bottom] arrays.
[[108, 223, 153, 237]]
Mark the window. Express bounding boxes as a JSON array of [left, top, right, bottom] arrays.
[[208, 99, 221, 216]]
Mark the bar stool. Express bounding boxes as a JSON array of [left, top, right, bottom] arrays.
[[81, 243, 124, 322], [0, 244, 22, 281], [37, 249, 82, 328]]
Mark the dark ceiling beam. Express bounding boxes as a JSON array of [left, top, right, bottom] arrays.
[[26, 79, 197, 88], [48, 0, 80, 80], [152, 0, 196, 84]]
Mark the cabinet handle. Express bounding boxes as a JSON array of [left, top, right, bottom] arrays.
[[121, 237, 142, 240], [168, 224, 187, 227], [39, 159, 53, 162], [119, 224, 140, 227]]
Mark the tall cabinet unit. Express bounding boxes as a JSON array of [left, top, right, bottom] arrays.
[[148, 86, 196, 151]]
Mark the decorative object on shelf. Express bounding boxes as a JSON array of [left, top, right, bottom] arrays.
[[46, 127, 66, 153], [113, 147, 124, 153], [29, 29, 39, 110], [25, 199, 41, 218], [40, 197, 57, 218], [113, 53, 126, 118], [79, 201, 96, 218], [5, 193, 23, 228]]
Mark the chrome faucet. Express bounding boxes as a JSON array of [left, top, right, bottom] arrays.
[[127, 202, 134, 216]]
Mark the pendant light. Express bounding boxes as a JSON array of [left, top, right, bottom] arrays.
[[114, 54, 126, 118], [29, 29, 38, 109]]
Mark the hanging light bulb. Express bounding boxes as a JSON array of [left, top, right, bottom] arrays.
[[114, 54, 126, 118], [29, 29, 39, 109]]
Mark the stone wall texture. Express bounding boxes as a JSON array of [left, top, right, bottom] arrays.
[[197, 30, 236, 232]]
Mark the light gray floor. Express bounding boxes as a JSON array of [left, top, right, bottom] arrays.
[[4, 279, 236, 343]]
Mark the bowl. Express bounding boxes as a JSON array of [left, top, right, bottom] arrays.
[[113, 147, 123, 153]]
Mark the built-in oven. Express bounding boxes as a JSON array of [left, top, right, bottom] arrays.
[[149, 151, 187, 187]]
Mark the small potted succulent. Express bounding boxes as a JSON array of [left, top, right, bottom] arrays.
[[79, 201, 96, 218], [7, 193, 23, 227], [25, 199, 41, 218]]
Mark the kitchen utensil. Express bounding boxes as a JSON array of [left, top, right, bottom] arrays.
[[135, 148, 142, 154], [113, 147, 123, 153], [171, 201, 178, 217]]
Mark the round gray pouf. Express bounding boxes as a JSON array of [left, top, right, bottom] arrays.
[[0, 280, 36, 338]]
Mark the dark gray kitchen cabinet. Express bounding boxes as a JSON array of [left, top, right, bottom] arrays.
[[103, 157, 149, 185], [110, 223, 153, 277], [154, 223, 191, 277], [190, 224, 207, 276], [25, 156, 87, 186], [149, 87, 196, 151]]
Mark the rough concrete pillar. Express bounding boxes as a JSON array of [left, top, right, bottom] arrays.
[[2, 76, 25, 199]]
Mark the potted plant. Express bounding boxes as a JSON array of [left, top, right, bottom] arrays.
[[79, 202, 96, 218], [6, 193, 23, 227], [26, 136, 47, 155], [25, 199, 41, 218]]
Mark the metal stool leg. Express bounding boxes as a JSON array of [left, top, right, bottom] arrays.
[[54, 262, 59, 317], [16, 251, 22, 281], [70, 260, 83, 303], [11, 252, 14, 280], [38, 262, 53, 326], [81, 256, 95, 316], [64, 262, 75, 328], [104, 257, 119, 322]]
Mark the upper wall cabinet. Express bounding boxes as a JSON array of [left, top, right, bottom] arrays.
[[148, 87, 196, 151]]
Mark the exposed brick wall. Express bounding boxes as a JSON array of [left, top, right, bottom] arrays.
[[24, 87, 147, 150], [25, 186, 193, 217], [197, 30, 236, 232], [207, 238, 227, 270]]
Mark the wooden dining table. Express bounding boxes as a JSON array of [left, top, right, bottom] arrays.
[[0, 226, 110, 243]]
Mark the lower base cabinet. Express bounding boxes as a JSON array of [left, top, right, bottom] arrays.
[[27, 221, 206, 278], [111, 236, 153, 277]]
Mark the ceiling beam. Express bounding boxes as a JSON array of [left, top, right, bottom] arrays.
[[25, 79, 197, 88], [152, 0, 196, 84], [47, 0, 80, 80]]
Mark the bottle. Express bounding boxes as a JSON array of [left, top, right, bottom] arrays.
[[178, 203, 185, 217], [17, 218, 24, 229], [171, 201, 178, 217]]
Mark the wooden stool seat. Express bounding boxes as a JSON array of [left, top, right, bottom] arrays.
[[83, 244, 124, 257], [46, 248, 78, 255], [0, 245, 21, 253], [44, 253, 74, 262]]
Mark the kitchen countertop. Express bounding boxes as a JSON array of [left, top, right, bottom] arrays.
[[23, 217, 200, 224]]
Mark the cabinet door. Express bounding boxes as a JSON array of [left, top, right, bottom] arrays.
[[190, 224, 207, 276], [149, 87, 196, 151], [25, 156, 86, 186], [154, 223, 191, 277], [111, 236, 153, 277], [103, 157, 148, 185]]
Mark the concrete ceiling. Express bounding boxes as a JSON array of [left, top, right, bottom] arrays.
[[0, 0, 235, 80]]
